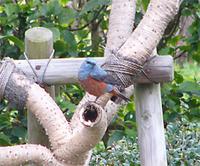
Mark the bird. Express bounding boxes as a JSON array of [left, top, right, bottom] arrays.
[[78, 58, 130, 102]]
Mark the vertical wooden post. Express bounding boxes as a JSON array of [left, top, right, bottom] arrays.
[[25, 27, 55, 146], [134, 83, 167, 166]]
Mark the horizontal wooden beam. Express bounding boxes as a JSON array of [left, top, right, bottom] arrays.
[[14, 56, 173, 85]]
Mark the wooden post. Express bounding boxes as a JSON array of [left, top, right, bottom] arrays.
[[25, 27, 55, 146], [134, 83, 167, 166]]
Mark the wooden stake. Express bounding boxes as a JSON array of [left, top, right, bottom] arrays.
[[25, 27, 55, 147], [134, 83, 167, 166]]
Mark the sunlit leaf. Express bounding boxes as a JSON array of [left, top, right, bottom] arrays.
[[0, 35, 24, 51], [4, 4, 19, 16]]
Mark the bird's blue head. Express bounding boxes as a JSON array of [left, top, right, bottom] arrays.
[[78, 58, 97, 80], [85, 58, 96, 66]]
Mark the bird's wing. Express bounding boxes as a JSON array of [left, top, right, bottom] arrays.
[[113, 87, 130, 102], [103, 75, 121, 86], [90, 65, 108, 81], [90, 65, 122, 86]]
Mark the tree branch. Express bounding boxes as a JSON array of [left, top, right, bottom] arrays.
[[1, 61, 108, 165], [96, 0, 180, 110], [0, 145, 63, 166]]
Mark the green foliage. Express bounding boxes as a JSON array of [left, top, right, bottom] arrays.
[[0, 105, 27, 145], [56, 84, 84, 120], [141, 0, 150, 11], [0, 0, 108, 58], [162, 64, 200, 122], [105, 101, 137, 146], [159, 0, 200, 123], [91, 119, 200, 165], [159, 0, 200, 63], [166, 119, 200, 165], [0, 35, 24, 51], [91, 138, 140, 166], [80, 0, 110, 15]]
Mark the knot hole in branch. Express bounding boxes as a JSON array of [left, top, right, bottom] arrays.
[[83, 104, 98, 122], [80, 102, 103, 127]]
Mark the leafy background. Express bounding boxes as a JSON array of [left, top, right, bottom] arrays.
[[0, 0, 199, 165]]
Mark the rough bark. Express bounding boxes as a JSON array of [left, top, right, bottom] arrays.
[[118, 0, 180, 63], [104, 0, 136, 58], [0, 145, 63, 166]]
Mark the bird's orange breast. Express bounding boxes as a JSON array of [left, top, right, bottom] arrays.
[[80, 77, 108, 97]]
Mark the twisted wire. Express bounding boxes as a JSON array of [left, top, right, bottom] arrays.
[[23, 49, 55, 85]]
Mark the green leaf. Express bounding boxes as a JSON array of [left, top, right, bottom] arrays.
[[124, 112, 136, 121], [48, 27, 61, 42], [159, 47, 174, 55], [179, 81, 200, 95], [0, 6, 4, 13], [174, 71, 184, 84], [196, 10, 200, 19], [40, 0, 61, 16], [192, 53, 200, 63], [54, 40, 67, 53], [0, 132, 11, 146], [125, 102, 135, 112], [59, 0, 69, 6], [0, 35, 24, 51], [4, 4, 19, 16], [141, 0, 150, 11], [182, 8, 192, 16], [80, 0, 110, 15], [11, 126, 27, 138], [107, 130, 124, 146], [58, 8, 76, 25], [56, 97, 76, 111], [125, 128, 137, 138], [63, 30, 77, 56], [168, 36, 182, 46], [0, 113, 11, 130]]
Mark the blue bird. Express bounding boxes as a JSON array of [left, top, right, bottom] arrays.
[[78, 58, 130, 101]]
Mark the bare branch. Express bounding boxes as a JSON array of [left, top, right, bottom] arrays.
[[0, 145, 63, 166]]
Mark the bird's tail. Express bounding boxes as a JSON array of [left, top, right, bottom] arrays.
[[112, 87, 130, 102]]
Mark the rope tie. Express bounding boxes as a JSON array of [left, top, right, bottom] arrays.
[[102, 52, 157, 89], [0, 58, 15, 101]]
